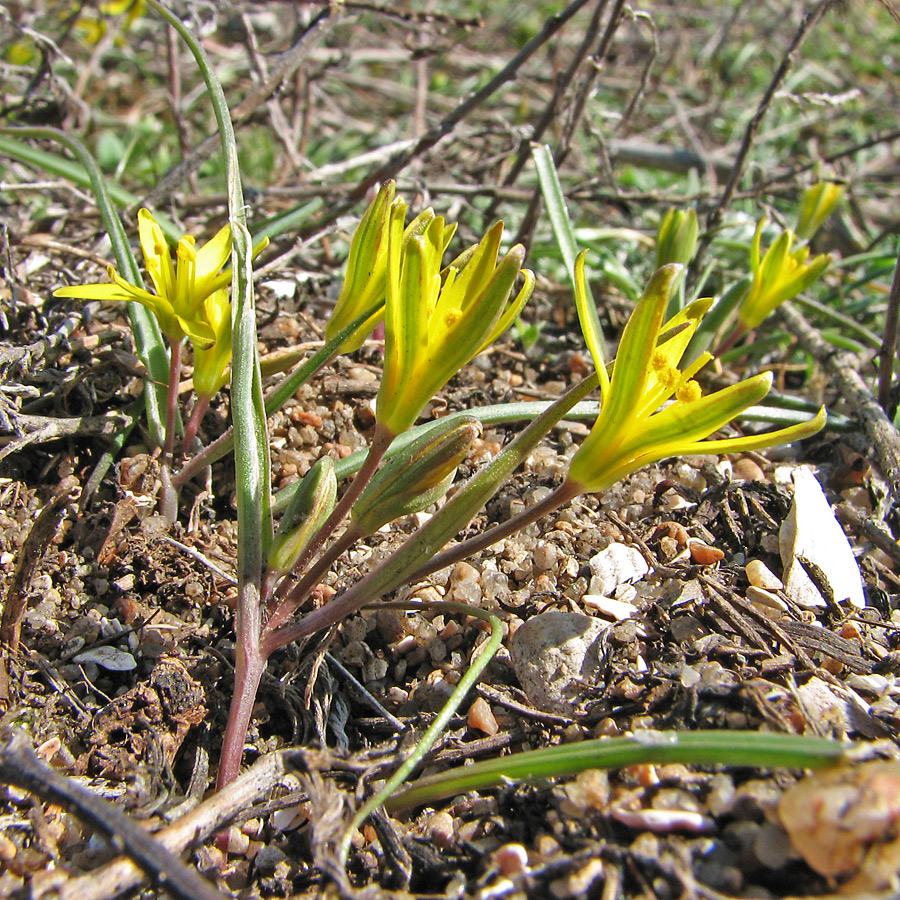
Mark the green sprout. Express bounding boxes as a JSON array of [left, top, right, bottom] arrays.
[[656, 207, 699, 268]]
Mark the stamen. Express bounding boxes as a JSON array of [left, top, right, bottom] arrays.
[[676, 380, 702, 403]]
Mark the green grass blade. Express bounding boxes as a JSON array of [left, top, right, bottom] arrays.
[[148, 0, 272, 582], [0, 133, 181, 242], [532, 143, 606, 370], [0, 126, 169, 447], [386, 730, 848, 812]]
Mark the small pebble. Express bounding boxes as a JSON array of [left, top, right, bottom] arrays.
[[468, 697, 499, 736], [733, 457, 766, 481], [226, 827, 249, 856], [0, 832, 16, 862], [533, 541, 559, 572], [493, 843, 529, 876], [688, 539, 724, 565], [745, 559, 783, 591], [425, 811, 456, 849]]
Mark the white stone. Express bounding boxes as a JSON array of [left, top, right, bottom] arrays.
[[510, 611, 607, 716], [779, 466, 865, 609], [587, 543, 649, 597]]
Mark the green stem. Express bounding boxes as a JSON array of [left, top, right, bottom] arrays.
[[262, 373, 599, 653], [160, 338, 183, 523]]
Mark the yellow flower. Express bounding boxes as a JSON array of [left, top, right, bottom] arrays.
[[738, 218, 830, 331], [376, 212, 534, 436], [55, 209, 267, 350], [566, 261, 826, 494], [191, 289, 232, 399], [75, 0, 146, 43], [325, 182, 456, 353]]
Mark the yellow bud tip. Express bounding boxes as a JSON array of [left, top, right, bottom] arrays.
[[676, 380, 702, 403]]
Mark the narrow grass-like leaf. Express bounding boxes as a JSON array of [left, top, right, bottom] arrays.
[[338, 602, 503, 866], [148, 1, 272, 576], [532, 143, 606, 371], [386, 730, 848, 812], [0, 126, 169, 447]]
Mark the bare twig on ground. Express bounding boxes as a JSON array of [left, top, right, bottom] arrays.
[[513, 0, 628, 247], [779, 302, 900, 507], [0, 728, 228, 900], [57, 748, 318, 900]]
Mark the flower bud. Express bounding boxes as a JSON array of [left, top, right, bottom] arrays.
[[796, 182, 844, 242], [656, 208, 698, 268], [268, 456, 337, 577], [351, 417, 482, 535]]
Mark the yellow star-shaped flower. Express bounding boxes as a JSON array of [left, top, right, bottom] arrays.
[[56, 208, 236, 348], [567, 260, 826, 494], [376, 211, 534, 436]]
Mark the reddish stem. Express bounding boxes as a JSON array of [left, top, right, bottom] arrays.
[[217, 587, 267, 790], [181, 394, 212, 455]]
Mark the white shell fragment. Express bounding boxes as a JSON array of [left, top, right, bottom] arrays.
[[779, 466, 865, 609], [510, 611, 608, 716], [587, 543, 649, 597], [72, 646, 138, 672]]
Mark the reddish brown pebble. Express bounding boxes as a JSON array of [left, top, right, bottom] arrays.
[[289, 409, 323, 428], [688, 539, 725, 565], [839, 620, 863, 642], [653, 521, 689, 546], [468, 697, 499, 735]]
